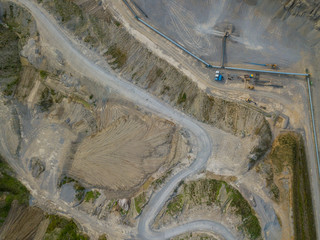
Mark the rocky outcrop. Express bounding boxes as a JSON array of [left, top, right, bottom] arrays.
[[30, 157, 45, 178], [284, 0, 320, 29]]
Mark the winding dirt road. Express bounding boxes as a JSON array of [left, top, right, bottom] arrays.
[[10, 0, 237, 239]]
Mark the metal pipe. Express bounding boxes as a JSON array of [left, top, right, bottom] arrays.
[[130, 0, 148, 18], [221, 32, 228, 68], [225, 66, 308, 76], [244, 62, 267, 67], [307, 75, 320, 177], [137, 17, 217, 68], [122, 0, 309, 78], [122, 0, 138, 18]]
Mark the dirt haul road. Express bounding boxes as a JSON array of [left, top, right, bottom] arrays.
[[11, 0, 237, 239]]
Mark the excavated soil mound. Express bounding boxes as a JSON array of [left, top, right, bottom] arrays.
[[69, 102, 185, 194]]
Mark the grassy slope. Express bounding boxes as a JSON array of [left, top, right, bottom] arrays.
[[44, 215, 89, 240], [0, 25, 21, 96], [166, 179, 261, 240], [0, 155, 29, 227], [268, 133, 316, 240]]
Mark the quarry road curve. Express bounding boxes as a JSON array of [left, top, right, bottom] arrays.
[[15, 0, 236, 239]]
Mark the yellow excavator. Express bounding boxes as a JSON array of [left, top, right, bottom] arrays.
[[266, 64, 278, 69], [247, 85, 254, 90]]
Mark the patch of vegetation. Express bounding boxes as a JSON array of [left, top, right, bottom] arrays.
[[71, 95, 92, 109], [58, 176, 85, 201], [0, 20, 21, 81], [74, 182, 85, 201], [259, 132, 316, 239], [269, 183, 280, 202], [289, 135, 315, 240], [225, 185, 261, 239], [107, 199, 117, 210], [269, 133, 298, 173], [58, 176, 75, 188], [165, 179, 261, 239], [0, 155, 29, 227], [106, 44, 127, 69], [152, 169, 172, 188], [83, 35, 97, 45], [119, 208, 128, 216], [156, 67, 163, 77], [177, 92, 187, 104], [166, 194, 184, 216], [4, 78, 19, 96], [184, 179, 222, 206], [172, 232, 216, 240], [40, 70, 48, 79], [84, 190, 100, 202], [134, 193, 146, 214], [98, 234, 107, 240], [45, 215, 89, 240], [53, 0, 83, 23], [89, 16, 107, 42], [114, 21, 121, 27], [38, 87, 53, 111]]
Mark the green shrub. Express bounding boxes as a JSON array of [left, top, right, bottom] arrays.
[[106, 44, 127, 69], [226, 185, 261, 239], [134, 193, 146, 214], [166, 194, 184, 216], [0, 155, 29, 227], [53, 0, 83, 23], [4, 78, 19, 96], [46, 215, 89, 240], [40, 70, 48, 79], [38, 88, 53, 111], [177, 92, 186, 104], [84, 190, 100, 202]]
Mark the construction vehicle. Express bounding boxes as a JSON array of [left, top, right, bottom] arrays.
[[244, 74, 251, 82], [215, 71, 223, 81], [246, 98, 257, 105], [244, 62, 278, 69]]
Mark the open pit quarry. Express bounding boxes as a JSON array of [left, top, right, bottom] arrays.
[[0, 0, 319, 239]]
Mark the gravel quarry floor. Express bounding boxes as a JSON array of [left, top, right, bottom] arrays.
[[132, 0, 306, 69], [1, 0, 319, 239]]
